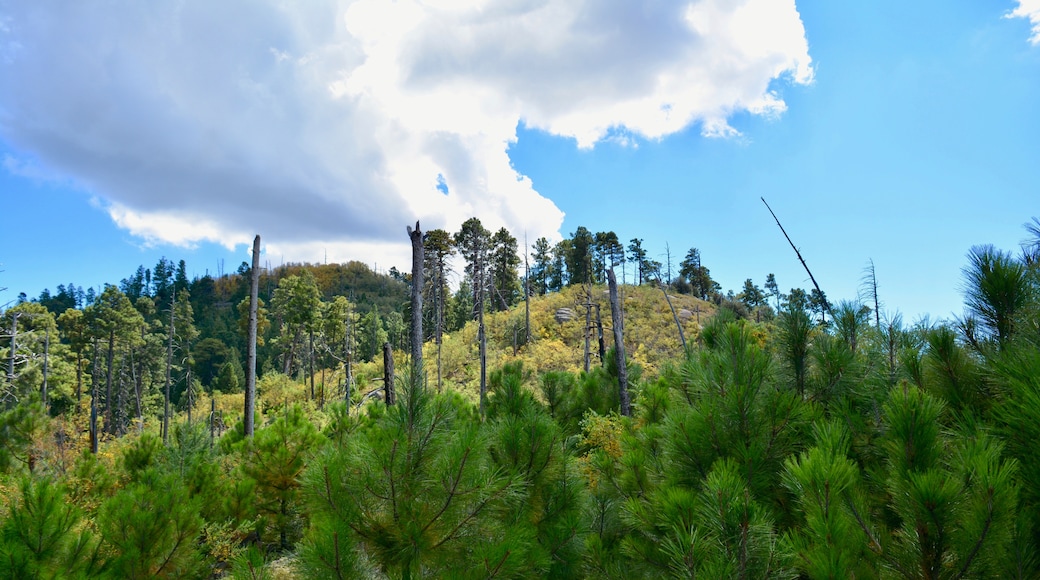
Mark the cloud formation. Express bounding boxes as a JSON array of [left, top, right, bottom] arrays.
[[1009, 0, 1040, 45], [0, 0, 812, 266]]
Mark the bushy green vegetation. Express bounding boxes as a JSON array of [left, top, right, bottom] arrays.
[[1, 219, 1039, 577]]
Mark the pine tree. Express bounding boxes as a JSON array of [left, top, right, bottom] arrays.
[[239, 404, 321, 551], [0, 476, 101, 579], [530, 237, 553, 295], [270, 272, 321, 377], [628, 238, 649, 285], [97, 467, 205, 578], [299, 376, 521, 579]]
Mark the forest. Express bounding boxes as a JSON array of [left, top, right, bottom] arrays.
[[1, 215, 1039, 579]]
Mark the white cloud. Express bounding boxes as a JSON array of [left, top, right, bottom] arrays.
[[0, 0, 812, 266], [1008, 0, 1040, 45]]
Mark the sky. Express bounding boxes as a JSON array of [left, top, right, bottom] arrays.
[[0, 0, 1038, 323]]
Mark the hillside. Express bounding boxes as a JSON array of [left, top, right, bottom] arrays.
[[427, 283, 716, 399]]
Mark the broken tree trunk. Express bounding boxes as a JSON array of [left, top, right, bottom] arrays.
[[383, 342, 395, 406], [583, 283, 592, 373], [244, 234, 261, 438], [607, 269, 631, 417], [595, 304, 606, 365], [41, 328, 49, 409], [761, 197, 832, 319], [7, 313, 16, 394], [407, 221, 424, 383], [658, 276, 687, 350], [164, 292, 174, 444]]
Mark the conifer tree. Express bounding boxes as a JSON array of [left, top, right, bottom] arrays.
[[97, 467, 205, 578], [628, 238, 649, 285], [877, 387, 1018, 579], [962, 244, 1033, 351], [240, 404, 321, 550], [454, 218, 491, 414], [489, 227, 520, 310], [300, 372, 520, 578], [271, 272, 321, 377], [0, 476, 101, 578], [85, 285, 144, 437], [782, 421, 879, 578], [530, 237, 553, 295], [423, 228, 454, 390]]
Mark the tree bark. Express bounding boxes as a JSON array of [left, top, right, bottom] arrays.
[[478, 254, 487, 418], [525, 248, 531, 344], [105, 330, 114, 435], [595, 304, 606, 365], [408, 221, 424, 383], [245, 234, 261, 438], [210, 397, 216, 448], [607, 269, 631, 416], [344, 316, 353, 404], [186, 366, 193, 424], [383, 342, 395, 406], [90, 392, 98, 454], [90, 336, 99, 454], [7, 313, 17, 393], [116, 355, 126, 436], [761, 197, 832, 319], [658, 277, 687, 350], [164, 292, 174, 444], [41, 328, 49, 408], [74, 345, 82, 402], [309, 329, 315, 400], [583, 284, 592, 373], [436, 265, 443, 392]]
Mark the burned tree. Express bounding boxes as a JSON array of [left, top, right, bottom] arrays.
[[407, 221, 424, 382], [244, 234, 261, 438]]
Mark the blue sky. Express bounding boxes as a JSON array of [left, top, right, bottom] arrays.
[[1, 0, 1038, 323]]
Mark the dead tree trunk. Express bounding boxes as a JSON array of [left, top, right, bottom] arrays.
[[344, 317, 353, 404], [867, 258, 881, 329], [41, 328, 49, 409], [524, 245, 531, 344], [210, 397, 216, 448], [436, 274, 443, 392], [116, 356, 127, 437], [7, 313, 16, 393], [762, 197, 832, 319], [74, 344, 82, 402], [478, 258, 488, 418], [658, 276, 687, 350], [309, 329, 315, 400], [90, 395, 98, 454], [105, 330, 115, 435], [186, 366, 193, 424], [407, 221, 424, 382], [383, 342, 395, 406], [244, 234, 261, 438], [583, 284, 592, 373], [90, 336, 99, 454], [132, 349, 143, 434], [164, 292, 174, 444], [607, 269, 631, 417], [595, 304, 606, 365]]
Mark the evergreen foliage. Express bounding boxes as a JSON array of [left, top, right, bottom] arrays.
[[3, 215, 1040, 577]]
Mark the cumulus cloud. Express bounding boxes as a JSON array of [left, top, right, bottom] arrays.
[[1008, 0, 1040, 45], [0, 0, 812, 266]]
